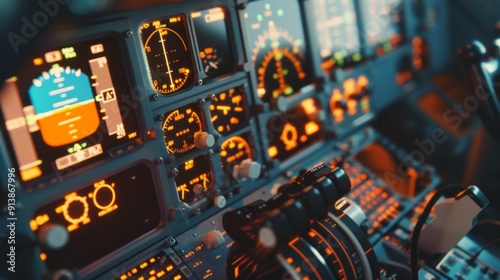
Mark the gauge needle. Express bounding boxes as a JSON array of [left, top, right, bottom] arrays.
[[209, 61, 218, 69], [158, 30, 175, 90]]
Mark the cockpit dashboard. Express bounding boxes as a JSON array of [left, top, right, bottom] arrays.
[[1, 0, 500, 279]]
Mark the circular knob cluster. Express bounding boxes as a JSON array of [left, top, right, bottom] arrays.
[[232, 159, 261, 181]]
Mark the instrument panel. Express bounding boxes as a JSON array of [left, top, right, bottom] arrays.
[[0, 36, 141, 188], [1, 0, 494, 279]]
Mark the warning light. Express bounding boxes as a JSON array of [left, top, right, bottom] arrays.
[[33, 58, 43, 66]]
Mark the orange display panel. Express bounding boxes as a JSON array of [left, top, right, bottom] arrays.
[[29, 164, 161, 270], [267, 98, 323, 161]]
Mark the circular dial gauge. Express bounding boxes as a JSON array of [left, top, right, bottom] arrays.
[[163, 105, 202, 155], [176, 155, 213, 204], [220, 136, 252, 180], [141, 16, 195, 94], [210, 87, 248, 135], [245, 1, 311, 103]]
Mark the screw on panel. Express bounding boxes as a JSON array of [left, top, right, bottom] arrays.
[[207, 94, 215, 101], [154, 157, 164, 165], [150, 94, 159, 101], [197, 79, 203, 86], [124, 30, 133, 38], [197, 98, 205, 105], [207, 149, 214, 157], [178, 249, 185, 255], [192, 208, 201, 215], [170, 168, 179, 177], [166, 236, 177, 246], [157, 114, 165, 121], [167, 155, 176, 163]]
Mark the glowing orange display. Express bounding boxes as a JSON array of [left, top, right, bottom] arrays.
[[163, 105, 203, 155], [175, 155, 212, 203], [330, 75, 370, 123], [210, 87, 248, 135], [267, 98, 323, 161]]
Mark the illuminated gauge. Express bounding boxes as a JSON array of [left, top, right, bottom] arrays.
[[192, 7, 234, 78], [360, 0, 404, 52], [267, 99, 323, 161], [175, 155, 213, 204], [61, 194, 89, 225], [162, 105, 214, 155], [245, 1, 311, 102], [140, 15, 195, 94], [30, 66, 99, 147], [209, 87, 248, 135], [330, 76, 370, 123], [220, 136, 261, 182], [90, 182, 117, 211], [310, 0, 362, 66]]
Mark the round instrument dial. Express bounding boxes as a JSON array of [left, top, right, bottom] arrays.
[[220, 135, 260, 181], [163, 105, 202, 155], [209, 87, 248, 135], [220, 136, 252, 167], [256, 37, 307, 101], [245, 1, 311, 103], [176, 155, 213, 204], [141, 16, 195, 94]]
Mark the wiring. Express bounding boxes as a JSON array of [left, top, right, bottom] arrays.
[[467, 237, 500, 265]]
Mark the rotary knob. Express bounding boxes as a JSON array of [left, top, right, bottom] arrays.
[[214, 195, 227, 208], [38, 223, 69, 250], [194, 132, 215, 149], [202, 230, 225, 249], [233, 159, 261, 181]]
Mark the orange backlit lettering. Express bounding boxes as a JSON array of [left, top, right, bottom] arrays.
[[184, 251, 195, 259], [185, 159, 194, 170], [304, 121, 319, 136], [128, 132, 137, 139], [20, 166, 42, 181]]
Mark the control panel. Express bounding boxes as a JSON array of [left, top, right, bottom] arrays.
[[1, 0, 499, 279]]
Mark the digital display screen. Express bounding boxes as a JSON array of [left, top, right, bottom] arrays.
[[311, 0, 362, 66], [209, 86, 249, 136], [244, 0, 312, 102], [192, 7, 234, 78], [0, 36, 141, 184], [176, 155, 213, 204], [267, 99, 323, 161], [140, 15, 195, 94], [360, 0, 404, 53], [30, 164, 161, 270]]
